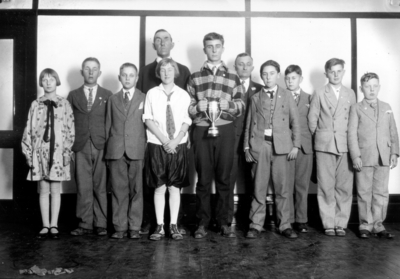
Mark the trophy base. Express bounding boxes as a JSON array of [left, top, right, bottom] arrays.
[[207, 127, 219, 137]]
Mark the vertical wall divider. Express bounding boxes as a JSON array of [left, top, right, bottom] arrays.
[[139, 16, 146, 70], [351, 17, 358, 98]]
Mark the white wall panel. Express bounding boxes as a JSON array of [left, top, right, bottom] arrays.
[[358, 18, 400, 194], [39, 0, 244, 11], [0, 40, 13, 131]]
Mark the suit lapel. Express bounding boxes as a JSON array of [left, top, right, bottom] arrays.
[[324, 85, 338, 113], [127, 89, 141, 117], [90, 86, 103, 112], [254, 93, 265, 120], [115, 90, 126, 115], [359, 99, 376, 123], [274, 86, 284, 112], [297, 90, 307, 109], [334, 87, 348, 115], [75, 86, 89, 113]]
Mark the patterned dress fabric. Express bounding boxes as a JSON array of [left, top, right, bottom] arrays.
[[21, 95, 75, 181]]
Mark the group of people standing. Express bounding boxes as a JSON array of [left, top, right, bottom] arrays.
[[22, 29, 399, 242]]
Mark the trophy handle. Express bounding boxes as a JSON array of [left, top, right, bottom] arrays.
[[215, 108, 222, 122]]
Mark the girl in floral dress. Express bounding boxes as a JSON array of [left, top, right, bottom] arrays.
[[22, 68, 75, 239]]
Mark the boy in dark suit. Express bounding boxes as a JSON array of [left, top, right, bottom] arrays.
[[105, 63, 146, 239], [68, 57, 112, 236], [229, 53, 262, 225], [284, 65, 313, 233], [245, 60, 301, 239], [348, 72, 399, 239], [308, 58, 356, 237]]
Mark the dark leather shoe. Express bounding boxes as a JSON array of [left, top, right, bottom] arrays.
[[111, 231, 127, 239], [282, 228, 298, 239], [194, 226, 207, 239], [49, 227, 60, 239], [296, 223, 308, 233], [377, 230, 394, 239], [150, 224, 165, 241], [221, 225, 236, 238], [70, 227, 93, 236], [129, 230, 141, 239], [37, 227, 49, 239], [139, 223, 151, 235], [360, 230, 370, 239], [96, 227, 107, 236], [246, 228, 260, 239]]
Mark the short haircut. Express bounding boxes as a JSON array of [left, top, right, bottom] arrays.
[[39, 68, 61, 87], [119, 62, 138, 74], [203, 32, 224, 47], [260, 60, 280, 75], [81, 57, 101, 69], [285, 65, 302, 76], [325, 58, 345, 72], [360, 72, 379, 84], [235, 52, 253, 64], [153, 29, 172, 42], [155, 58, 180, 79]]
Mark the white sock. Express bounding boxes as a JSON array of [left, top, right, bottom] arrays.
[[39, 181, 50, 232], [168, 186, 181, 225], [154, 185, 166, 225], [50, 182, 61, 230]]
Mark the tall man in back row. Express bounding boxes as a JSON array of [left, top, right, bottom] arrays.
[[187, 32, 245, 238], [136, 29, 191, 235]]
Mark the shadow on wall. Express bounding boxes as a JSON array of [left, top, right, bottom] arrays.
[[66, 68, 83, 93], [102, 73, 121, 94], [310, 68, 327, 92]]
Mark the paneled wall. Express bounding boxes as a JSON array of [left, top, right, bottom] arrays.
[[1, 0, 400, 199]]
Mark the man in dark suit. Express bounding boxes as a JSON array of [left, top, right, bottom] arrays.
[[229, 53, 262, 225], [105, 63, 146, 239], [136, 29, 191, 93], [68, 57, 112, 236], [136, 29, 191, 235]]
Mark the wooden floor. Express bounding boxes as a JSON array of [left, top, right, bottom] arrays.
[[1, 222, 400, 279]]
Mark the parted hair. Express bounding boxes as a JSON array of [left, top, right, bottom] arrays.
[[155, 58, 180, 79], [285, 65, 302, 76], [260, 60, 280, 75], [81, 57, 101, 69], [324, 58, 345, 72], [153, 29, 172, 42], [360, 72, 379, 84], [203, 32, 224, 47], [119, 62, 138, 74], [235, 52, 253, 64], [39, 68, 61, 87]]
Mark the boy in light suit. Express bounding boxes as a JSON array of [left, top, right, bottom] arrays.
[[348, 72, 399, 239], [105, 63, 146, 239], [68, 57, 112, 236], [245, 60, 301, 239], [308, 58, 356, 236], [284, 65, 313, 233]]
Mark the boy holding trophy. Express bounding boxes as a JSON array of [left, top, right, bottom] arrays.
[[187, 32, 245, 239]]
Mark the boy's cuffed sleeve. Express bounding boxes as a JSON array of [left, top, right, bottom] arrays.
[[307, 91, 320, 134], [347, 104, 360, 161], [389, 105, 400, 157]]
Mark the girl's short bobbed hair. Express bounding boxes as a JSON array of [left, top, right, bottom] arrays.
[[39, 68, 61, 87], [155, 58, 180, 79]]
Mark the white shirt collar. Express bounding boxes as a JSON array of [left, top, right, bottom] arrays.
[[207, 62, 222, 71], [291, 88, 301, 95], [263, 85, 278, 93], [156, 56, 171, 63]]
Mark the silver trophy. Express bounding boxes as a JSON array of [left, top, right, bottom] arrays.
[[204, 100, 222, 137]]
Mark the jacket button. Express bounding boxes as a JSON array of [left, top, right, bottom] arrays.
[[283, 118, 285, 121], [345, 117, 347, 120], [329, 107, 332, 109], [334, 131, 336, 133]]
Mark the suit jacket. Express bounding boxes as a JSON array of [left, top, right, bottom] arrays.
[[105, 89, 146, 160], [348, 99, 399, 166], [233, 80, 263, 153], [308, 84, 356, 154], [136, 59, 191, 94], [67, 85, 112, 152], [296, 90, 313, 154], [244, 85, 301, 160]]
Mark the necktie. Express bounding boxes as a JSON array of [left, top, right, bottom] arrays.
[[87, 88, 93, 111], [212, 66, 217, 76], [165, 92, 175, 140], [124, 91, 130, 109], [293, 92, 300, 103], [242, 80, 246, 92], [370, 102, 377, 118], [266, 90, 274, 99], [43, 99, 58, 172]]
